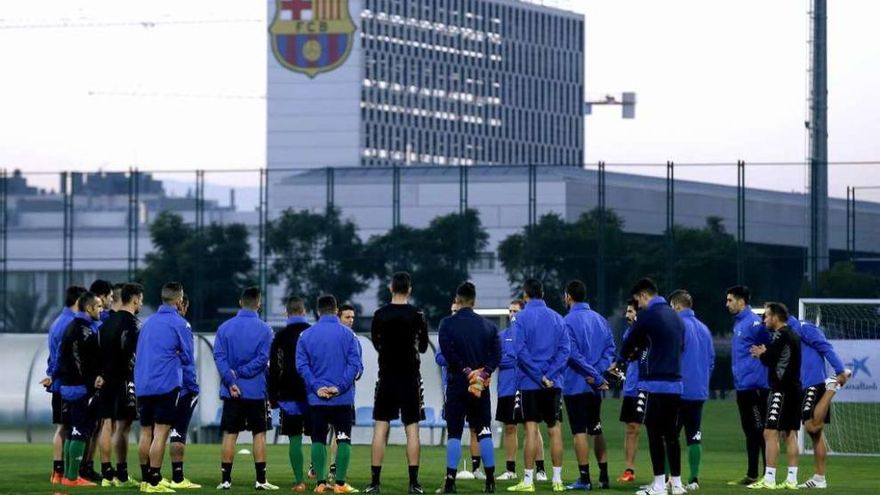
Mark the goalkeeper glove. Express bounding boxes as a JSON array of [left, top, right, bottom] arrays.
[[468, 380, 485, 398]]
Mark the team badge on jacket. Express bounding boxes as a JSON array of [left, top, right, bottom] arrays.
[[270, 0, 357, 78]]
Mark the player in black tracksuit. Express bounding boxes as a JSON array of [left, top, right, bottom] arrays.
[[95, 283, 143, 485], [748, 302, 802, 490], [56, 292, 104, 486], [268, 296, 312, 489]]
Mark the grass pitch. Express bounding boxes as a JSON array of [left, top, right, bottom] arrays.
[[0, 399, 875, 494]]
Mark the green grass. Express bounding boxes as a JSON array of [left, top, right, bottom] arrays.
[[0, 399, 876, 494]]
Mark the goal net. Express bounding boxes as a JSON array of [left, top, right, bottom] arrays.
[[798, 299, 880, 456]]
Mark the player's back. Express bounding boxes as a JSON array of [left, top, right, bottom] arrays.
[[626, 297, 683, 387], [135, 305, 186, 397], [763, 325, 802, 392], [214, 309, 273, 399], [296, 316, 362, 406], [437, 307, 500, 389], [371, 303, 428, 376], [514, 299, 568, 389], [679, 309, 714, 401]]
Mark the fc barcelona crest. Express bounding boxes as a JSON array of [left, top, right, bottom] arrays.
[[270, 0, 356, 78]]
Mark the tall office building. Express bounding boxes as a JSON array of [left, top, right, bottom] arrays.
[[267, 0, 584, 169]]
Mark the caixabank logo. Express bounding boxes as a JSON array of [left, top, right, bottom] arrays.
[[270, 0, 356, 78], [828, 340, 879, 401]]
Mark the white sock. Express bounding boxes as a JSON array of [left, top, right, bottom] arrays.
[[787, 467, 798, 483], [814, 474, 826, 482], [551, 466, 562, 483], [653, 475, 665, 489], [523, 469, 534, 485], [764, 467, 777, 483], [670, 476, 683, 488]]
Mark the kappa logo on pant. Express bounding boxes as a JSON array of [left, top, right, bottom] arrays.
[[170, 429, 181, 439], [692, 431, 702, 442], [71, 427, 81, 436], [479, 427, 492, 436], [336, 431, 351, 441]]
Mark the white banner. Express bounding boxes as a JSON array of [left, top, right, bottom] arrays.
[[827, 340, 880, 403]]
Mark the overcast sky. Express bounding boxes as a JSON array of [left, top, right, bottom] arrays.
[[1, 0, 878, 201]]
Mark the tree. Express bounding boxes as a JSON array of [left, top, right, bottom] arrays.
[[139, 211, 255, 330], [364, 209, 489, 325], [497, 209, 631, 314], [2, 292, 55, 333], [266, 207, 369, 309], [807, 261, 880, 298]]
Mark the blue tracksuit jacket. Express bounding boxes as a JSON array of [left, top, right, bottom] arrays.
[[620, 326, 640, 397], [512, 299, 571, 391], [497, 327, 517, 398], [786, 317, 845, 388], [214, 309, 273, 400], [621, 296, 683, 394], [678, 308, 715, 401], [563, 303, 608, 395], [731, 305, 770, 391], [46, 307, 76, 392], [179, 318, 199, 395], [438, 307, 501, 391], [295, 315, 363, 406], [134, 305, 193, 397]]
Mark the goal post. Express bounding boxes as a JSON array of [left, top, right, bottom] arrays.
[[797, 298, 880, 456]]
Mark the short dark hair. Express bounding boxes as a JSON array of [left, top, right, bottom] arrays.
[[317, 294, 337, 315], [510, 299, 525, 309], [626, 297, 638, 309], [286, 295, 306, 315], [77, 291, 100, 312], [64, 286, 87, 308], [764, 302, 789, 322], [727, 285, 751, 304], [338, 303, 356, 315], [523, 278, 543, 299], [240, 286, 261, 308], [89, 279, 113, 297], [391, 271, 412, 294], [630, 278, 658, 297], [161, 282, 184, 304], [456, 281, 476, 305], [120, 283, 144, 304], [668, 289, 693, 308], [111, 283, 125, 304], [565, 280, 587, 303]]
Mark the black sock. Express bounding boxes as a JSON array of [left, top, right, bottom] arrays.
[[535, 460, 545, 472], [472, 456, 482, 472], [599, 462, 608, 482], [172, 462, 184, 483], [101, 462, 115, 480], [148, 467, 161, 486], [506, 461, 515, 473], [337, 480, 346, 487], [80, 460, 94, 475], [330, 463, 337, 473], [53, 460, 65, 475], [485, 466, 495, 482], [221, 462, 233, 484], [371, 465, 382, 485], [445, 468, 457, 487], [255, 462, 267, 484], [408, 465, 419, 485], [140, 464, 149, 482], [579, 464, 591, 483], [625, 468, 634, 474], [116, 462, 129, 482]]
